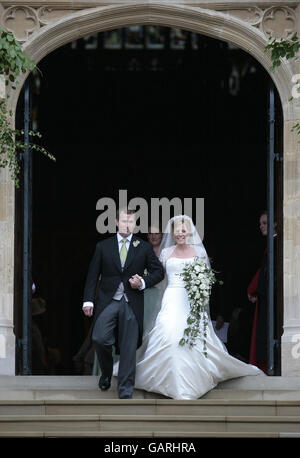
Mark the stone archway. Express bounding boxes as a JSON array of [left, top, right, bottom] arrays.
[[0, 2, 299, 376]]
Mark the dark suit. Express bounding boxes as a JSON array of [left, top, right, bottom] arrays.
[[83, 234, 164, 397]]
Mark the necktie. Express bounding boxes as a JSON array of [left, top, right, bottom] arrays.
[[120, 238, 128, 265]]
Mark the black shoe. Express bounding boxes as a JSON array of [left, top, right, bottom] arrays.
[[98, 375, 111, 391]]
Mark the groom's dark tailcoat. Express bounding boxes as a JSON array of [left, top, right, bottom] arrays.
[[83, 234, 164, 351]]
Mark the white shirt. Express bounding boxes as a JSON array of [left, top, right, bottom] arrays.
[[82, 233, 145, 309]]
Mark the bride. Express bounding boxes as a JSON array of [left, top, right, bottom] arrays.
[[115, 215, 264, 399]]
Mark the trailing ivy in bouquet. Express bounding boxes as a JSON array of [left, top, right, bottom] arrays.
[[178, 256, 223, 357]]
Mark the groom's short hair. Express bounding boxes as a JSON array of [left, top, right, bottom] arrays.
[[116, 208, 136, 220]]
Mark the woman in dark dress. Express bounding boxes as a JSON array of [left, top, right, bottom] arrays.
[[247, 211, 278, 374]]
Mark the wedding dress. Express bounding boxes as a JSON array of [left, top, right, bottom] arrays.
[[131, 256, 263, 400]]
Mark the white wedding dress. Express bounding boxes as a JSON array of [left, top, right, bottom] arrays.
[[129, 256, 264, 400]]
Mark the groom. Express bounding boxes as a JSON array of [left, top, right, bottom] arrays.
[[82, 208, 164, 399]]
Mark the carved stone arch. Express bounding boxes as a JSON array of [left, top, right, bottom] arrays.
[[6, 3, 295, 120]]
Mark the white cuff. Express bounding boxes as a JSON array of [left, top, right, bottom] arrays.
[[82, 301, 94, 309], [139, 278, 146, 291]]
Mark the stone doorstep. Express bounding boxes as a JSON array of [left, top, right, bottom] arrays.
[[0, 414, 300, 433], [0, 413, 300, 422], [1, 376, 300, 401], [0, 399, 299, 417], [1, 389, 300, 401], [1, 375, 300, 390], [1, 399, 300, 407], [0, 431, 282, 438], [1, 399, 300, 404]]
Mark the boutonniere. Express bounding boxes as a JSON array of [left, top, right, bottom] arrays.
[[144, 268, 148, 276], [133, 240, 140, 248]]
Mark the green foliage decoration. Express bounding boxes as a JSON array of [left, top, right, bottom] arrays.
[[0, 27, 55, 187], [264, 34, 300, 139]]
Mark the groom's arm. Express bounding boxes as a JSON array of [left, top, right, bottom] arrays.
[[82, 243, 102, 315], [129, 243, 164, 290]]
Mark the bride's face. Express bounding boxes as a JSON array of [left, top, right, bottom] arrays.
[[173, 222, 189, 245]]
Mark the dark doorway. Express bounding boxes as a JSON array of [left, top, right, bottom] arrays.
[[15, 26, 283, 374]]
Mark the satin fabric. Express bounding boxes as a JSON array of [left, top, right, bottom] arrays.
[[115, 257, 264, 399]]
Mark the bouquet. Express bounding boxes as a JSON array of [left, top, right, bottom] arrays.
[[178, 256, 223, 357]]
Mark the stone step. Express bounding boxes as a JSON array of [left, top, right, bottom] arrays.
[[0, 375, 300, 401], [0, 414, 300, 434], [0, 430, 293, 438], [0, 399, 300, 416]]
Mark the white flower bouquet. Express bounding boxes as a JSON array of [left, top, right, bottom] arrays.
[[178, 256, 223, 357]]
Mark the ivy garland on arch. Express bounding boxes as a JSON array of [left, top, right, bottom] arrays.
[[264, 33, 300, 139], [0, 26, 55, 187]]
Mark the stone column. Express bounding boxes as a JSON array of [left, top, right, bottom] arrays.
[[281, 2, 300, 373], [281, 4, 300, 377], [0, 75, 16, 375], [281, 119, 300, 376]]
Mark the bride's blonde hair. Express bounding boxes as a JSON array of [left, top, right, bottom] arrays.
[[172, 215, 192, 234]]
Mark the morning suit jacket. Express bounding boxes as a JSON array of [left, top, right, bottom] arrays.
[[83, 234, 164, 350]]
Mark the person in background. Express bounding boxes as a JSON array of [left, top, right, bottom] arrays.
[[147, 225, 163, 257], [212, 314, 229, 345], [247, 211, 278, 374], [226, 307, 248, 362], [31, 294, 48, 375], [143, 225, 164, 335]]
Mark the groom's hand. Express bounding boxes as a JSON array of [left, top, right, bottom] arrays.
[[129, 274, 142, 289], [83, 306, 93, 317]]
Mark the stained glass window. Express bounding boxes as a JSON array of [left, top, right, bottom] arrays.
[[83, 34, 98, 50], [146, 26, 165, 49], [170, 28, 188, 49], [70, 27, 204, 53], [125, 26, 144, 49], [103, 30, 122, 49], [191, 33, 199, 50]]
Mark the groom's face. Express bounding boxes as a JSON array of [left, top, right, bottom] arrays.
[[116, 211, 136, 237]]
